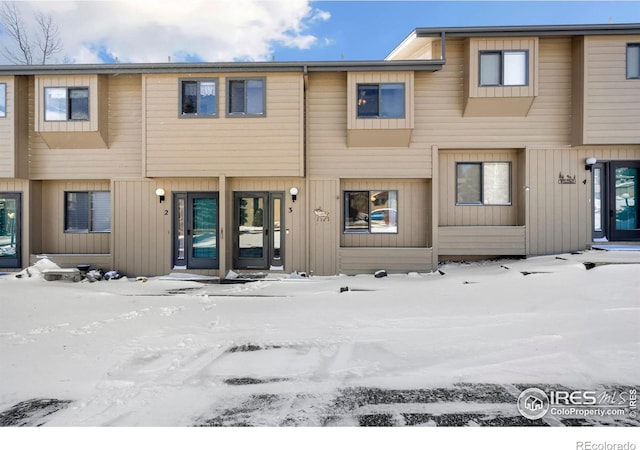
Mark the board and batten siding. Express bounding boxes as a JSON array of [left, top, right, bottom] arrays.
[[340, 178, 430, 248], [28, 75, 142, 179], [113, 178, 219, 277], [411, 37, 572, 148], [307, 72, 433, 179], [439, 150, 522, 226], [143, 73, 304, 178], [582, 35, 640, 145], [38, 180, 110, 255], [227, 177, 306, 273], [524, 146, 640, 256], [308, 179, 340, 276]]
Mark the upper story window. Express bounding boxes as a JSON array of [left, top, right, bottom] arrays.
[[456, 162, 511, 206], [227, 78, 265, 116], [65, 191, 111, 233], [357, 83, 405, 118], [180, 79, 218, 117], [44, 87, 89, 121], [479, 51, 528, 87], [627, 43, 640, 79], [0, 83, 6, 117]]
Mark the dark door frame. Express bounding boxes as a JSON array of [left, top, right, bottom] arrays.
[[0, 192, 21, 269], [608, 161, 640, 242], [233, 191, 284, 270], [172, 191, 219, 269]]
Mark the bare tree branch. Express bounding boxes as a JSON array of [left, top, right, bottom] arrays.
[[1, 2, 33, 64], [35, 12, 62, 64], [0, 1, 63, 64]]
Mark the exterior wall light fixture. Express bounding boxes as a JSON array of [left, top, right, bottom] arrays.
[[290, 187, 299, 202], [155, 188, 166, 203], [585, 157, 597, 171]]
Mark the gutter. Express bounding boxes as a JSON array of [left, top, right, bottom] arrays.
[[0, 59, 445, 76]]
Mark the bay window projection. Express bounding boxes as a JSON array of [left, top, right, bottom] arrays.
[[44, 87, 89, 121], [357, 83, 405, 118], [480, 51, 528, 86]]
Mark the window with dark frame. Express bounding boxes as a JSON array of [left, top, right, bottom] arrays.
[[227, 78, 265, 116], [44, 87, 89, 121], [456, 162, 511, 206], [357, 83, 405, 118], [627, 43, 640, 79], [65, 191, 111, 233], [0, 83, 6, 117], [344, 190, 398, 234], [180, 79, 217, 116], [479, 50, 528, 87]]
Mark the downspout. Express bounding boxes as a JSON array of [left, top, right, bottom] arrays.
[[303, 65, 311, 275]]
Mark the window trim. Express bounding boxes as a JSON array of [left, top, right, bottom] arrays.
[[626, 43, 640, 80], [64, 191, 111, 233], [456, 161, 512, 206], [226, 77, 266, 117], [356, 82, 406, 119], [479, 50, 529, 87], [343, 190, 399, 234], [0, 83, 6, 118], [179, 78, 219, 118], [44, 86, 90, 122]]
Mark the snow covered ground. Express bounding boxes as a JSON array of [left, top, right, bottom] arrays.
[[0, 251, 638, 431]]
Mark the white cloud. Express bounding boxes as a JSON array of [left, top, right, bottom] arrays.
[[1, 0, 331, 63]]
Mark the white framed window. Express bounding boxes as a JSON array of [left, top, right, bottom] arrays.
[[0, 83, 6, 118], [227, 78, 265, 116], [344, 190, 398, 234], [456, 162, 511, 205], [357, 83, 405, 118], [180, 79, 218, 116], [65, 191, 111, 233], [480, 51, 528, 86], [44, 87, 89, 121], [627, 43, 640, 79]]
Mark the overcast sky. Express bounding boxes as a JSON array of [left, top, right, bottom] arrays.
[[1, 1, 640, 65]]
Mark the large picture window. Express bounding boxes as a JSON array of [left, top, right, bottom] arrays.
[[227, 78, 265, 116], [456, 162, 511, 205], [44, 87, 89, 121], [65, 191, 110, 233], [344, 190, 398, 234], [479, 51, 528, 86], [627, 43, 640, 79], [180, 79, 217, 116], [0, 83, 6, 117], [357, 83, 405, 118]]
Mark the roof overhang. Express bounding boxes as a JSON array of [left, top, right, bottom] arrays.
[[0, 59, 445, 76], [386, 23, 640, 60]]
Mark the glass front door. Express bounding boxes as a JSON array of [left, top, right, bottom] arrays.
[[173, 192, 219, 269], [0, 193, 20, 268], [233, 192, 284, 269], [610, 162, 639, 241]]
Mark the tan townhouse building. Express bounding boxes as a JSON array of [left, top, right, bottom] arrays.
[[1, 24, 639, 277]]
